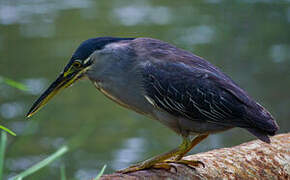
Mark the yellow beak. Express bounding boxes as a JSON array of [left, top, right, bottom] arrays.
[[26, 68, 84, 118]]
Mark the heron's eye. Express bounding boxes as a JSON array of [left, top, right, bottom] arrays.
[[72, 61, 82, 69]]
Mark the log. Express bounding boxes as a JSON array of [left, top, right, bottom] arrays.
[[100, 133, 290, 180]]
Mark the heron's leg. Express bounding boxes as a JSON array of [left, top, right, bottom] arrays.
[[117, 137, 190, 173], [118, 135, 208, 173], [161, 134, 208, 167], [174, 134, 209, 161]]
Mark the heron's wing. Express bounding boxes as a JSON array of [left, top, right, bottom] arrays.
[[142, 61, 252, 128]]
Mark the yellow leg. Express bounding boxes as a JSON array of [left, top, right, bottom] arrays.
[[174, 134, 208, 161], [117, 134, 208, 173]]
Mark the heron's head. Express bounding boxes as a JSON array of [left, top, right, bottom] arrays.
[[26, 37, 135, 117]]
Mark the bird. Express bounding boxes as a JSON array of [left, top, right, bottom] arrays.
[[26, 37, 279, 173]]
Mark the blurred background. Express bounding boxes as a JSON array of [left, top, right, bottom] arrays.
[[0, 0, 289, 179]]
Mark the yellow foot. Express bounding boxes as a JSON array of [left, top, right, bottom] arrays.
[[117, 162, 173, 174], [164, 159, 205, 168], [117, 165, 146, 174], [117, 160, 204, 174]]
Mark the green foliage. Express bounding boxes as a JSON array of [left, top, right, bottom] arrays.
[[0, 126, 16, 136], [8, 123, 97, 179], [0, 76, 27, 91], [12, 146, 69, 180], [0, 131, 7, 180], [60, 164, 67, 180], [94, 165, 107, 180], [0, 131, 69, 180], [0, 76, 27, 136]]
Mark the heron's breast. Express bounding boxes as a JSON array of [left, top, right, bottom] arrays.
[[93, 81, 149, 115]]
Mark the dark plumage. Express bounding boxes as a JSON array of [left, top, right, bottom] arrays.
[[64, 37, 135, 72], [134, 38, 278, 143], [143, 60, 277, 143], [27, 37, 279, 173], [72, 37, 135, 60]]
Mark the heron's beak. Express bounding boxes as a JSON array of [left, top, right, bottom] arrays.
[[26, 64, 88, 118]]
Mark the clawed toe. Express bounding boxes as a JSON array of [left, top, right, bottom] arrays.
[[116, 164, 143, 173], [117, 159, 204, 174], [116, 135, 208, 174], [152, 163, 173, 170], [164, 159, 205, 168]]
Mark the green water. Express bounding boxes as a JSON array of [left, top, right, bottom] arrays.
[[0, 0, 289, 179]]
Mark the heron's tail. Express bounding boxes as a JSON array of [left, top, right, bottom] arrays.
[[244, 103, 279, 143]]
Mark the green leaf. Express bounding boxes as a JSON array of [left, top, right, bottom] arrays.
[[94, 165, 107, 180], [0, 125, 16, 136], [0, 131, 7, 180], [60, 164, 66, 180], [12, 145, 69, 180], [0, 76, 27, 91]]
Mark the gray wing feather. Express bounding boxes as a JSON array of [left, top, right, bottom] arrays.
[[142, 61, 251, 128]]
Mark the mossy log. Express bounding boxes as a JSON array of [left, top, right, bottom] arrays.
[[100, 133, 290, 180]]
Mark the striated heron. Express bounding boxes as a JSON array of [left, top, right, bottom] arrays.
[[27, 37, 279, 173]]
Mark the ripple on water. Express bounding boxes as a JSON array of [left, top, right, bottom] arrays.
[[23, 78, 47, 95], [112, 137, 145, 170], [112, 4, 171, 26]]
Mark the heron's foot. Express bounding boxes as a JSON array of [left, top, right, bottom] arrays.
[[164, 159, 205, 168], [116, 162, 168, 173], [117, 159, 204, 173], [117, 158, 178, 174], [117, 135, 209, 174]]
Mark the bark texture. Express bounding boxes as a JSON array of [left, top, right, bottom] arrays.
[[100, 133, 290, 180]]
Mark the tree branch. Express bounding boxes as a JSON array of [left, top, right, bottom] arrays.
[[100, 133, 290, 180]]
